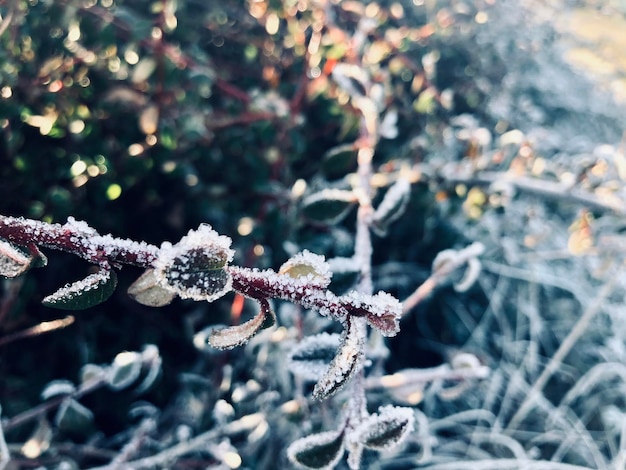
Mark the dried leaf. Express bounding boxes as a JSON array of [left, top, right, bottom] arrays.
[[128, 269, 176, 307], [209, 299, 275, 350], [0, 239, 32, 278], [287, 429, 345, 470], [313, 318, 364, 400], [42, 268, 118, 310]]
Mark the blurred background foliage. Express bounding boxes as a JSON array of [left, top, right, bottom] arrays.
[[3, 0, 626, 467]]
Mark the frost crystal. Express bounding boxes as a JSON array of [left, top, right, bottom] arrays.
[[154, 224, 235, 302]]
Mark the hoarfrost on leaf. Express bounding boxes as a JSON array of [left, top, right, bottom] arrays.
[[313, 318, 365, 400], [209, 299, 276, 350], [279, 250, 332, 288], [348, 405, 414, 451], [0, 239, 33, 278], [289, 333, 341, 381], [372, 177, 411, 236], [55, 398, 94, 433], [107, 351, 143, 391], [133, 344, 162, 394], [42, 267, 118, 310], [343, 291, 402, 337], [301, 189, 357, 224], [154, 224, 234, 302], [287, 429, 345, 470], [41, 380, 76, 401]]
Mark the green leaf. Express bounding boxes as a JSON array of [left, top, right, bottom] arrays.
[[350, 405, 414, 451], [107, 351, 143, 391], [42, 268, 118, 310], [372, 178, 411, 237], [289, 333, 340, 381], [321, 143, 357, 180], [55, 398, 94, 434], [301, 189, 356, 225], [287, 429, 345, 470], [155, 224, 234, 302]]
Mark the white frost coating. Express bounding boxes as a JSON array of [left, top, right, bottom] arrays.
[[372, 178, 411, 226], [327, 256, 359, 274], [287, 429, 345, 470], [342, 291, 402, 336], [313, 318, 366, 400], [279, 250, 332, 288], [303, 189, 356, 205], [348, 405, 415, 451], [288, 333, 341, 381], [154, 224, 234, 302], [42, 268, 113, 304], [0, 239, 32, 278], [40, 380, 76, 401]]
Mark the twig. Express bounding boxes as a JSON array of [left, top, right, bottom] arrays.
[[87, 413, 265, 470], [0, 315, 75, 348]]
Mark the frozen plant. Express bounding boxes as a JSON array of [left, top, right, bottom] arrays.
[[0, 214, 415, 467]]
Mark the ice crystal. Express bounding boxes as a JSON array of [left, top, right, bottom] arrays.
[[154, 224, 234, 302]]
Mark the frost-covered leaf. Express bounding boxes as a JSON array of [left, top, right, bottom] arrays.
[[349, 405, 414, 451], [41, 380, 76, 401], [133, 344, 162, 394], [42, 268, 118, 310], [342, 291, 402, 337], [279, 250, 331, 288], [128, 269, 176, 307], [209, 299, 275, 350], [0, 239, 32, 278], [80, 364, 106, 384], [313, 318, 364, 400], [55, 398, 94, 433], [379, 108, 399, 139], [301, 189, 357, 224], [322, 144, 357, 179], [372, 178, 411, 236], [289, 333, 341, 381], [287, 429, 345, 470], [107, 351, 143, 391], [155, 224, 234, 302]]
